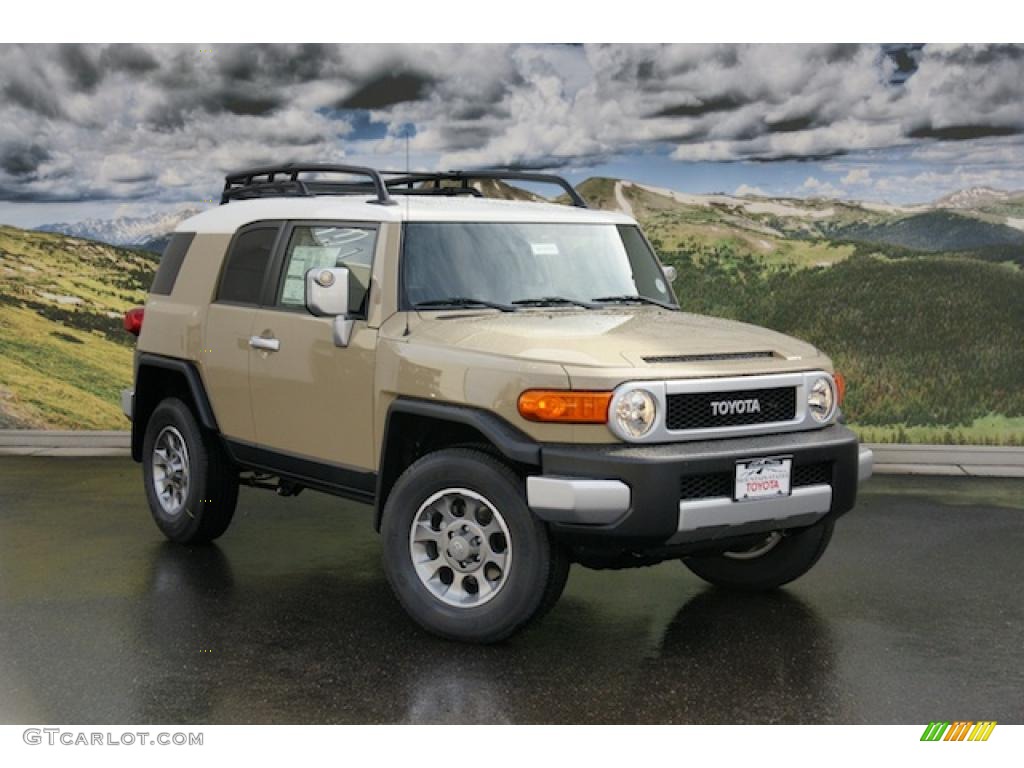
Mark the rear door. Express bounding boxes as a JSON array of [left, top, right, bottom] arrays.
[[202, 222, 283, 444], [248, 221, 379, 477]]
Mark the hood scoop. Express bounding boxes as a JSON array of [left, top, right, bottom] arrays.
[[643, 351, 776, 364]]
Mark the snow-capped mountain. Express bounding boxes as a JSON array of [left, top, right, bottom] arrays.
[[933, 187, 1011, 210], [36, 206, 205, 251]]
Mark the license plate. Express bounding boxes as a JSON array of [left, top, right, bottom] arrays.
[[735, 456, 792, 501]]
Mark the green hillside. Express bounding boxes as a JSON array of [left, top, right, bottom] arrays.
[[831, 210, 1024, 259], [662, 248, 1024, 441], [0, 226, 154, 428]]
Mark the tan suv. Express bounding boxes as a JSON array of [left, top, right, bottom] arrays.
[[123, 164, 872, 643]]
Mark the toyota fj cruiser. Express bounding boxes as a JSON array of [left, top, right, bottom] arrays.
[[123, 164, 872, 643]]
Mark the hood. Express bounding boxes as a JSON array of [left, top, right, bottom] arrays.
[[406, 308, 824, 372]]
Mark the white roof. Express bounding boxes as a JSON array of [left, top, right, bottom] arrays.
[[177, 195, 635, 234]]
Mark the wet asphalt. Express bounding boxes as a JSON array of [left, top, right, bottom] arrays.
[[0, 456, 1022, 724]]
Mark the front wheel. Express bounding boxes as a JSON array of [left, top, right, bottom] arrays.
[[682, 519, 834, 591], [381, 448, 558, 643]]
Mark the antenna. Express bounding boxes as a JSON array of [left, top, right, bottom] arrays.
[[403, 127, 411, 337]]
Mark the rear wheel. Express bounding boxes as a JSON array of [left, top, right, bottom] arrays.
[[142, 398, 238, 544], [381, 448, 557, 643], [682, 520, 834, 591]]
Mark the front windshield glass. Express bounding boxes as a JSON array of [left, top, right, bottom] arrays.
[[401, 223, 675, 309]]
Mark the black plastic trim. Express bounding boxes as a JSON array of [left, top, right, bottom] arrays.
[[131, 353, 219, 461], [539, 423, 861, 545], [225, 439, 376, 504], [373, 398, 542, 529], [385, 398, 541, 466]]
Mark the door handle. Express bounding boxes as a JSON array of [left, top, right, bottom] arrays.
[[249, 335, 281, 352]]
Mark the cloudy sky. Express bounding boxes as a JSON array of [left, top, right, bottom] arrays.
[[1, 43, 1023, 226]]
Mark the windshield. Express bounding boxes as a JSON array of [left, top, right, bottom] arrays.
[[401, 223, 676, 310]]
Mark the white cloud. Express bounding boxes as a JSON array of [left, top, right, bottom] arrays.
[[1, 43, 1023, 204], [734, 184, 765, 196], [841, 168, 871, 185], [800, 176, 843, 198]]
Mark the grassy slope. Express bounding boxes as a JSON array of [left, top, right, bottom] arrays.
[[0, 226, 154, 429]]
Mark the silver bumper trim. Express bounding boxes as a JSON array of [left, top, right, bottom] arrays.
[[858, 446, 874, 483], [667, 484, 833, 545], [527, 476, 631, 525], [121, 388, 134, 421]]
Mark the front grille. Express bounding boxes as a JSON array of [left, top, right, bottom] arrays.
[[793, 462, 832, 487], [666, 387, 796, 431], [644, 351, 775, 364], [679, 473, 733, 500], [679, 461, 833, 501]]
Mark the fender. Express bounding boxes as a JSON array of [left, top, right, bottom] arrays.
[[374, 398, 541, 528], [131, 353, 219, 461]]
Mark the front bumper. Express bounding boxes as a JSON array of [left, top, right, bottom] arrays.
[[526, 424, 868, 546]]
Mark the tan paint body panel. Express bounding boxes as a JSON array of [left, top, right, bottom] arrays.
[[202, 304, 257, 442], [250, 310, 377, 468], [392, 307, 832, 445]]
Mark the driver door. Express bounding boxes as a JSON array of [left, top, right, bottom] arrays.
[[248, 221, 379, 479]]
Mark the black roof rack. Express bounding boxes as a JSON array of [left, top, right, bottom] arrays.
[[379, 170, 589, 208], [221, 164, 396, 206], [220, 165, 588, 208]]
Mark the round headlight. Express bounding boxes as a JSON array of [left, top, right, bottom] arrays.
[[807, 376, 836, 423], [614, 389, 657, 438]]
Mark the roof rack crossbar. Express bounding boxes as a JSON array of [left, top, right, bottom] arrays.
[[379, 170, 588, 208], [221, 164, 396, 206]]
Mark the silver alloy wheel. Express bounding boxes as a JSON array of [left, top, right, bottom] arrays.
[[723, 531, 783, 560], [152, 426, 191, 517], [409, 488, 512, 608]]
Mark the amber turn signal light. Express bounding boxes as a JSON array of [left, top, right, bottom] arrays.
[[833, 372, 846, 407], [518, 390, 612, 424]]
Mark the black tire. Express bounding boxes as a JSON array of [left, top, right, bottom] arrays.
[[381, 448, 557, 643], [682, 520, 834, 592], [142, 397, 238, 544], [532, 540, 571, 623]]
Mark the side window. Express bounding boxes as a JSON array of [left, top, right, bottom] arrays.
[[277, 225, 377, 316], [216, 226, 279, 305], [150, 232, 195, 295]]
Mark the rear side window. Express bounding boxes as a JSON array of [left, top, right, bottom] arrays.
[[150, 233, 195, 295], [216, 226, 279, 305]]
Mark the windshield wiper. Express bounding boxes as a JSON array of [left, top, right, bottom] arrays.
[[591, 294, 675, 309], [413, 297, 516, 312], [511, 296, 596, 309]]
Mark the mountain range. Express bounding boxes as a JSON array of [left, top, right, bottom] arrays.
[[32, 183, 1024, 259], [35, 206, 205, 253]]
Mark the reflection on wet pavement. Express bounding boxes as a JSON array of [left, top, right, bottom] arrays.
[[1, 458, 1021, 723]]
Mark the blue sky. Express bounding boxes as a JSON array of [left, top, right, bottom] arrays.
[[1, 44, 1022, 226]]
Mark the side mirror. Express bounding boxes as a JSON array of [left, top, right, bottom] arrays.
[[305, 267, 354, 348], [306, 267, 350, 317], [662, 264, 677, 284]]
